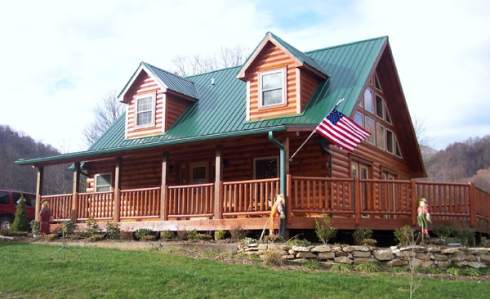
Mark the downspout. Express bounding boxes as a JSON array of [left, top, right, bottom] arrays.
[[268, 131, 287, 239]]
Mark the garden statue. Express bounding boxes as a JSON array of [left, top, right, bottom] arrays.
[[417, 197, 431, 243], [40, 201, 51, 234]]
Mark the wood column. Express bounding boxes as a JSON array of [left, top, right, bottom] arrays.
[[71, 162, 80, 221], [113, 158, 121, 222], [34, 166, 44, 222], [411, 180, 417, 226], [160, 153, 168, 220], [214, 147, 223, 219], [468, 183, 476, 228]]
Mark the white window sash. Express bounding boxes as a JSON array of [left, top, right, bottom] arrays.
[[258, 68, 287, 108], [135, 94, 155, 128]]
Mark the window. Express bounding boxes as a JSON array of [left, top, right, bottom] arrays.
[[254, 157, 278, 179], [353, 111, 364, 127], [364, 116, 375, 145], [95, 174, 112, 192], [190, 161, 209, 184], [260, 70, 285, 107], [351, 161, 370, 179], [375, 74, 382, 90], [382, 171, 396, 180], [384, 103, 392, 123], [363, 88, 374, 113], [136, 95, 154, 127], [376, 95, 384, 118], [386, 129, 394, 153], [0, 191, 9, 204], [395, 138, 402, 157], [376, 123, 385, 150]]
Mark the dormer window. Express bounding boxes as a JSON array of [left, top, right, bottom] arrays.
[[259, 69, 286, 107], [136, 94, 155, 127]]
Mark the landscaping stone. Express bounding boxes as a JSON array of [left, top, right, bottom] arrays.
[[311, 245, 331, 253], [387, 258, 407, 267], [466, 247, 490, 255], [480, 254, 490, 263], [317, 252, 335, 260], [431, 254, 448, 261], [343, 245, 369, 252], [373, 249, 394, 261], [441, 247, 461, 254], [456, 261, 487, 269], [353, 257, 376, 264], [296, 252, 317, 259], [334, 256, 353, 264], [435, 260, 450, 268], [292, 246, 311, 252], [268, 244, 289, 251], [281, 254, 295, 260], [257, 244, 268, 251], [352, 251, 371, 258]]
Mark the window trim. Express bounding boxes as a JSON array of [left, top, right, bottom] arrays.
[[135, 93, 156, 128], [189, 161, 209, 184], [94, 173, 112, 193], [258, 68, 287, 108], [385, 128, 395, 154], [253, 156, 279, 179]]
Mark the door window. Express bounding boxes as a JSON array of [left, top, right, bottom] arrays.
[[254, 157, 278, 179]]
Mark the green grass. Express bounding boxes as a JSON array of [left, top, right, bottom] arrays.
[[0, 243, 489, 299]]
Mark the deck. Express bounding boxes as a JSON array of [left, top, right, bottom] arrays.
[[40, 176, 490, 233]]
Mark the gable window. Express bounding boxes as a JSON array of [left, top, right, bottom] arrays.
[[364, 88, 374, 113], [395, 138, 402, 157], [376, 123, 385, 150], [136, 95, 155, 127], [95, 173, 112, 192], [260, 69, 285, 107], [386, 129, 394, 153], [364, 116, 375, 145], [376, 95, 384, 118], [353, 111, 364, 127]]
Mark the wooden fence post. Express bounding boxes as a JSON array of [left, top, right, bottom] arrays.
[[411, 180, 417, 226], [34, 166, 44, 222], [160, 153, 168, 220], [286, 174, 292, 218], [214, 147, 223, 219], [71, 162, 80, 221], [354, 177, 361, 226], [468, 183, 476, 228], [113, 158, 121, 222]]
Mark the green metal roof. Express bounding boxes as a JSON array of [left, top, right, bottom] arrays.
[[143, 62, 198, 99], [16, 35, 388, 165]]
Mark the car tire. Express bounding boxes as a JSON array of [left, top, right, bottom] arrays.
[[0, 216, 13, 231]]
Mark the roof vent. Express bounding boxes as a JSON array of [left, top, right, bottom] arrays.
[[210, 78, 216, 86]]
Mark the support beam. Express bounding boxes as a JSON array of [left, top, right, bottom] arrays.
[[268, 131, 287, 238], [214, 147, 223, 219], [71, 162, 80, 221], [160, 153, 168, 220], [113, 158, 121, 222], [34, 166, 44, 222]]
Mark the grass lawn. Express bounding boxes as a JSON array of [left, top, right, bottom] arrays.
[[0, 242, 489, 299]]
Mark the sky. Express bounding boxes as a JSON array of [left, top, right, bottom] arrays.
[[0, 0, 489, 152]]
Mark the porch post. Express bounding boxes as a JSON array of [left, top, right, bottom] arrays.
[[34, 166, 44, 222], [71, 162, 80, 221], [214, 147, 223, 219], [160, 153, 168, 220], [468, 183, 476, 228], [411, 180, 417, 226], [113, 158, 121, 222]]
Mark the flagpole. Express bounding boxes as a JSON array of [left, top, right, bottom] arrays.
[[289, 98, 345, 162]]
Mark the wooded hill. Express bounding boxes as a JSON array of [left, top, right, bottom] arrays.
[[0, 125, 71, 194]]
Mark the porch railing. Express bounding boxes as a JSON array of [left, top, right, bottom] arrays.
[[41, 194, 72, 221], [77, 191, 113, 220], [121, 187, 160, 218], [167, 183, 214, 219]]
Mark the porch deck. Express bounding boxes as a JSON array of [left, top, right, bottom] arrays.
[[40, 176, 490, 233]]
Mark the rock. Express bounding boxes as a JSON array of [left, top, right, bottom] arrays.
[[431, 254, 449, 261], [257, 244, 268, 251], [456, 261, 487, 269], [373, 249, 394, 261], [268, 244, 290, 251], [419, 260, 434, 268], [311, 245, 331, 253], [247, 243, 258, 248], [245, 247, 258, 252], [331, 245, 343, 252], [452, 254, 476, 262], [480, 254, 490, 263], [467, 247, 490, 255], [334, 256, 353, 264], [353, 257, 376, 264], [399, 245, 426, 252], [292, 246, 311, 252], [281, 254, 295, 260], [288, 258, 308, 265], [415, 253, 431, 261], [335, 251, 348, 257], [317, 252, 335, 260], [343, 245, 369, 252], [441, 247, 461, 254], [435, 260, 450, 268], [353, 251, 371, 258], [427, 246, 441, 253], [296, 252, 317, 259], [320, 261, 335, 268], [387, 258, 407, 267]]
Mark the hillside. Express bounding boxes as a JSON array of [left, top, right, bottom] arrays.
[[0, 125, 71, 194], [423, 135, 490, 191]]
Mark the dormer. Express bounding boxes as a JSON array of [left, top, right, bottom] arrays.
[[118, 62, 196, 139], [238, 32, 328, 121]]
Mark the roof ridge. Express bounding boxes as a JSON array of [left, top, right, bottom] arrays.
[[184, 65, 241, 79], [305, 35, 388, 54], [143, 61, 195, 85]]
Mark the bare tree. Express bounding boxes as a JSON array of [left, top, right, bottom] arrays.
[[171, 46, 246, 77], [83, 92, 124, 146]]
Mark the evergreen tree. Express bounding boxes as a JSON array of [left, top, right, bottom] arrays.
[[11, 194, 29, 232]]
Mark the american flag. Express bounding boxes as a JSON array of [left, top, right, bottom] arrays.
[[315, 108, 370, 151]]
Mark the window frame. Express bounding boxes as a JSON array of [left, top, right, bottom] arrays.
[[135, 93, 156, 128], [189, 161, 209, 184], [253, 156, 279, 179], [258, 68, 287, 108], [385, 128, 395, 154], [94, 173, 112, 193]]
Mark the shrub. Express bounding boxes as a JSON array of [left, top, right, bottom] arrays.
[[433, 224, 455, 240], [315, 215, 336, 244], [186, 230, 199, 241], [134, 229, 155, 241], [330, 264, 352, 273], [160, 230, 175, 241], [354, 262, 381, 273], [394, 225, 413, 246], [353, 228, 373, 245], [303, 259, 321, 270], [176, 231, 187, 240], [230, 226, 246, 241], [262, 250, 283, 266], [287, 238, 311, 247], [214, 230, 226, 241], [455, 228, 475, 246], [88, 234, 104, 242], [86, 218, 100, 237], [61, 219, 76, 237], [11, 195, 29, 232], [105, 222, 120, 240], [361, 238, 377, 246]]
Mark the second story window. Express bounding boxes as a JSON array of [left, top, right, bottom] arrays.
[[260, 69, 285, 107], [136, 95, 155, 127]]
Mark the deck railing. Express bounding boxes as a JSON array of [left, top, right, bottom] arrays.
[[222, 178, 279, 217], [77, 192, 113, 220], [120, 187, 160, 218], [41, 176, 490, 232], [167, 183, 214, 219]]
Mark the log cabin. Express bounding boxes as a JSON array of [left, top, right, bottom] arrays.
[[16, 32, 490, 235]]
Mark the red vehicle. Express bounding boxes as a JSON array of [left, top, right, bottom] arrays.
[[0, 190, 36, 230]]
